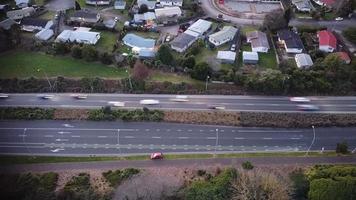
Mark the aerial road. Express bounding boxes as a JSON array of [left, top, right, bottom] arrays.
[[1, 93, 356, 113], [0, 120, 355, 156]]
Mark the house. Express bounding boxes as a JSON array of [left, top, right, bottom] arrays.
[[277, 29, 304, 53], [137, 0, 157, 10], [187, 19, 212, 36], [312, 0, 335, 7], [318, 30, 336, 53], [6, 7, 35, 20], [70, 10, 100, 23], [292, 0, 314, 12], [86, 0, 111, 6], [114, 0, 126, 9], [35, 29, 54, 41], [159, 0, 183, 7], [208, 26, 238, 47], [56, 29, 101, 44], [0, 18, 16, 30], [122, 33, 156, 58], [0, 4, 10, 12], [133, 12, 156, 23], [334, 52, 351, 64], [170, 33, 197, 52], [217, 51, 236, 64], [21, 18, 53, 32], [243, 51, 259, 64], [295, 53, 313, 69], [155, 6, 181, 24], [246, 30, 270, 53], [15, 0, 29, 8]]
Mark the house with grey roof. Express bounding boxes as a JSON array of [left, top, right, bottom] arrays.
[[217, 51, 236, 64], [277, 29, 304, 54], [133, 12, 156, 23], [114, 0, 126, 9], [295, 53, 313, 69], [246, 31, 270, 53], [15, 0, 29, 8], [86, 0, 111, 6], [35, 29, 54, 41], [6, 7, 35, 20], [56, 29, 101, 44], [0, 18, 16, 30], [292, 0, 314, 12], [170, 33, 197, 53], [243, 51, 259, 64], [159, 0, 183, 7], [208, 26, 238, 47], [155, 6, 181, 24], [70, 10, 100, 23], [21, 18, 53, 32], [122, 33, 156, 58]]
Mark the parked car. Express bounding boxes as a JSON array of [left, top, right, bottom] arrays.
[[297, 104, 319, 111], [165, 34, 171, 42], [150, 152, 164, 160]]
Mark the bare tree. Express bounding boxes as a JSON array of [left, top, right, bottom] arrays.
[[132, 61, 150, 81]]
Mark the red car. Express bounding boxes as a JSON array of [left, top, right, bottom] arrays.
[[150, 152, 164, 160]]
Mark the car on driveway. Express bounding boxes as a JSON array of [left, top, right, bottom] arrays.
[[297, 104, 319, 111], [150, 152, 164, 160]]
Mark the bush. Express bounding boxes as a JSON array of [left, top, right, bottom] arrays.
[[190, 62, 210, 81], [241, 161, 254, 170], [88, 107, 164, 121], [102, 168, 140, 187], [290, 169, 309, 200], [100, 52, 113, 65], [0, 107, 54, 120], [343, 27, 356, 45], [197, 169, 206, 176], [336, 141, 349, 154], [71, 45, 82, 59], [59, 173, 99, 200], [81, 45, 98, 62], [308, 177, 356, 200]]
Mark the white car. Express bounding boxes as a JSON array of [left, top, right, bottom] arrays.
[[40, 94, 54, 99], [170, 95, 189, 102], [297, 104, 319, 111], [0, 94, 9, 98], [289, 97, 311, 102], [208, 105, 226, 110], [165, 35, 171, 42], [230, 44, 236, 52], [335, 17, 343, 21], [140, 99, 160, 105], [108, 101, 125, 107], [73, 94, 87, 99]]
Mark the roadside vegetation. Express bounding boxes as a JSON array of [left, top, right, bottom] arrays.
[[88, 106, 164, 121], [102, 168, 140, 187]]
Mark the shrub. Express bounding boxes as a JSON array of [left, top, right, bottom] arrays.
[[82, 45, 98, 62], [59, 173, 99, 200], [0, 108, 54, 120], [102, 168, 140, 187], [290, 169, 309, 200], [197, 169, 206, 176], [100, 52, 113, 65], [71, 45, 82, 59], [336, 141, 349, 154], [241, 161, 254, 170]]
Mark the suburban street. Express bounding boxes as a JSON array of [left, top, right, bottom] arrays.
[[0, 120, 355, 156], [1, 94, 356, 113]]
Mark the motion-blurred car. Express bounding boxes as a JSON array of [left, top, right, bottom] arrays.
[[170, 95, 189, 102], [73, 94, 87, 99], [208, 105, 226, 110], [140, 99, 160, 105], [335, 17, 343, 21], [108, 101, 125, 107], [150, 152, 164, 160], [40, 94, 54, 99], [0, 94, 9, 99], [289, 97, 311, 102], [297, 104, 319, 111]]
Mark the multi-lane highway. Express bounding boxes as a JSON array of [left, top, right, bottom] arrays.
[[1, 94, 356, 113], [0, 120, 355, 156]]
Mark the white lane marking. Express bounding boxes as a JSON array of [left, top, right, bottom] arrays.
[[220, 130, 224, 132], [58, 131, 71, 134], [55, 139, 68, 142], [124, 136, 135, 139], [98, 136, 107, 138], [210, 130, 214, 132], [166, 129, 171, 132], [291, 137, 301, 140], [71, 135, 80, 138], [0, 128, 135, 131], [18, 134, 26, 137], [44, 135, 54, 138], [152, 136, 161, 139], [206, 137, 216, 139], [188, 129, 192, 132], [238, 130, 302, 133], [263, 137, 273, 140], [234, 137, 245, 140], [232, 130, 235, 132], [156, 129, 160, 131], [145, 129, 150, 131], [179, 137, 189, 139], [177, 129, 182, 132], [63, 124, 74, 128]]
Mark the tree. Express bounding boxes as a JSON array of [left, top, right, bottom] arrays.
[[81, 45, 98, 62], [156, 45, 174, 65], [263, 11, 288, 32], [132, 61, 150, 81], [290, 169, 309, 200], [336, 141, 349, 154], [71, 45, 82, 59], [343, 27, 356, 45], [53, 42, 69, 55], [138, 4, 148, 14], [100, 52, 113, 65], [335, 0, 353, 17], [190, 62, 210, 81], [181, 56, 196, 69], [241, 161, 254, 170]]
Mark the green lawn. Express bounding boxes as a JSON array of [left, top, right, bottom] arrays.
[[0, 51, 126, 79], [241, 26, 259, 35], [323, 12, 337, 20], [150, 71, 203, 85], [96, 31, 118, 52], [259, 47, 277, 69], [38, 11, 55, 20]]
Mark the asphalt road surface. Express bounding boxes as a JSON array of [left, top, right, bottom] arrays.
[[1, 94, 356, 113], [0, 120, 355, 156]]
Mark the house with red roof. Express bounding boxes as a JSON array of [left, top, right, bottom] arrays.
[[313, 0, 336, 7], [318, 30, 337, 53], [334, 52, 351, 64]]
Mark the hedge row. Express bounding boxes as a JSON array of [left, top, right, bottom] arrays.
[[88, 107, 164, 121], [0, 107, 54, 120]]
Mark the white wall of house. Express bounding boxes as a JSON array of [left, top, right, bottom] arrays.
[[319, 45, 334, 52], [252, 46, 269, 53], [160, 1, 183, 7]]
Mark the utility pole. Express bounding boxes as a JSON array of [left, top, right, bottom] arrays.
[[37, 68, 52, 91], [126, 69, 133, 90], [117, 129, 121, 154], [205, 75, 210, 91], [305, 125, 316, 156], [214, 128, 219, 157]]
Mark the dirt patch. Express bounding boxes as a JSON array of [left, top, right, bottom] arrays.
[[53, 109, 89, 120], [240, 112, 356, 128], [163, 110, 240, 126]]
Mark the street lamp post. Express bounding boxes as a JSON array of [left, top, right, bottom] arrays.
[[205, 75, 210, 91], [214, 128, 219, 157], [305, 125, 316, 156], [37, 68, 52, 91], [117, 129, 121, 154], [126, 69, 133, 90]]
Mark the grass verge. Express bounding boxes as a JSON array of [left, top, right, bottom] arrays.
[[0, 152, 341, 165]]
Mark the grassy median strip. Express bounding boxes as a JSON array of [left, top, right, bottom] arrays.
[[0, 152, 341, 165]]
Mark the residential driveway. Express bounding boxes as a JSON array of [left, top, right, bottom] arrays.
[[46, 0, 75, 11], [1, 156, 355, 173]]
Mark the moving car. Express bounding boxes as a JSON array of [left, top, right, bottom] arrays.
[[108, 101, 125, 107], [73, 94, 87, 99], [170, 95, 189, 102], [40, 94, 54, 99], [289, 97, 311, 102], [297, 104, 319, 111], [140, 99, 160, 105], [335, 17, 343, 21], [0, 94, 9, 99], [150, 152, 164, 160], [208, 105, 226, 110]]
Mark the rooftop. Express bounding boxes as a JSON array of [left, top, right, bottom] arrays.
[[318, 30, 337, 49], [122, 33, 155, 49]]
